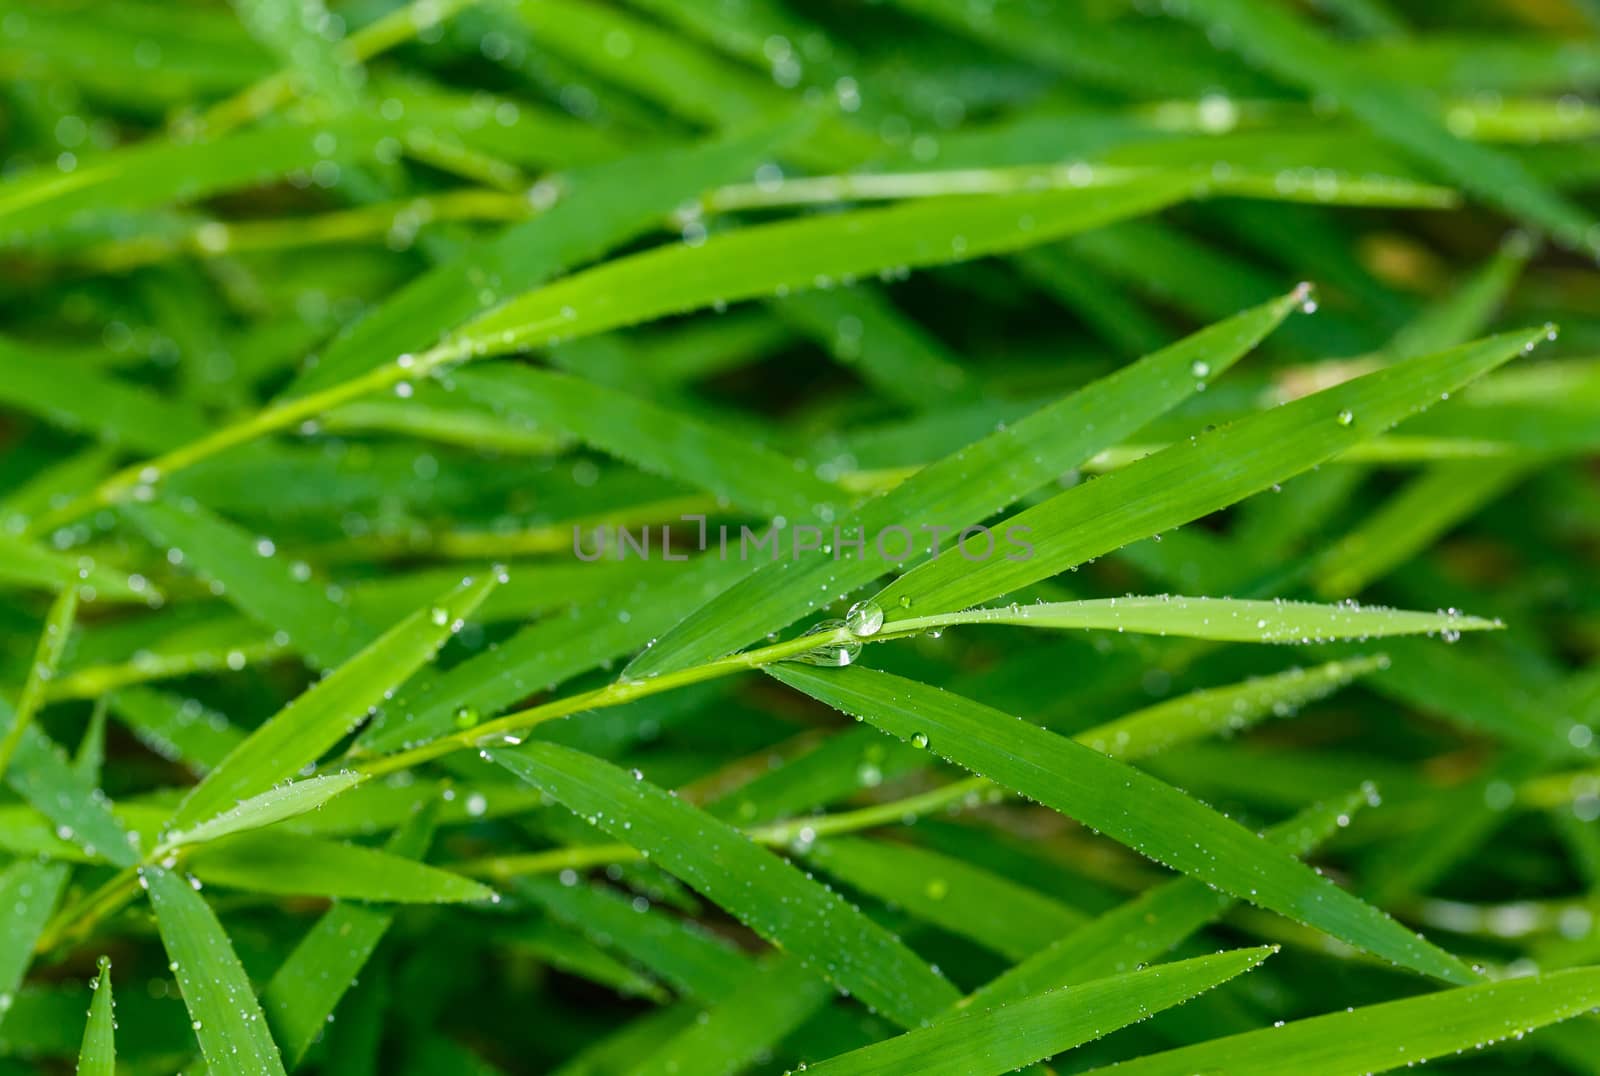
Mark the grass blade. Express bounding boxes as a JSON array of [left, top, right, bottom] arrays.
[[144, 864, 288, 1076], [967, 790, 1370, 1010], [122, 497, 375, 670], [157, 772, 365, 852], [263, 799, 441, 1065], [76, 956, 115, 1076], [445, 177, 1202, 362], [0, 859, 70, 1028], [880, 596, 1497, 644], [452, 363, 843, 518], [0, 697, 138, 867], [490, 741, 962, 1028], [768, 663, 1476, 984], [0, 583, 80, 782], [286, 125, 798, 396], [188, 833, 493, 903], [1171, 0, 1598, 253], [1077, 968, 1600, 1076], [804, 949, 1276, 1076], [168, 572, 497, 829], [631, 289, 1307, 677], [871, 327, 1553, 618]]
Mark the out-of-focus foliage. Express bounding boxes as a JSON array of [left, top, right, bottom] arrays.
[[0, 1, 1597, 1073]]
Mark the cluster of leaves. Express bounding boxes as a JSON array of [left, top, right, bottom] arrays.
[[0, 0, 1598, 1073]]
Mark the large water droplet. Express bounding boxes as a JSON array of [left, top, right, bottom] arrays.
[[786, 619, 861, 667], [844, 600, 884, 637]]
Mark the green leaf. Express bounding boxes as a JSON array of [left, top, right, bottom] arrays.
[[774, 287, 973, 409], [1170, 0, 1598, 253], [0, 535, 155, 603], [625, 952, 834, 1076], [187, 832, 494, 903], [446, 176, 1202, 362], [1076, 967, 1600, 1076], [880, 596, 1498, 644], [452, 363, 843, 519], [1078, 657, 1388, 760], [803, 949, 1277, 1076], [122, 497, 377, 671], [967, 790, 1371, 1010], [357, 553, 751, 754], [0, 116, 401, 237], [263, 798, 441, 1066], [0, 337, 211, 452], [0, 582, 80, 782], [768, 663, 1475, 985], [286, 126, 799, 396], [514, 877, 750, 1002], [871, 327, 1553, 619], [632, 289, 1307, 677], [1313, 459, 1530, 596], [158, 772, 365, 852], [803, 837, 1084, 960], [491, 741, 962, 1028], [0, 696, 138, 867], [168, 571, 498, 830], [76, 956, 115, 1076], [0, 859, 70, 1028], [144, 864, 288, 1076]]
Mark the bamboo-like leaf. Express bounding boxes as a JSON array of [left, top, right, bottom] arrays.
[[158, 772, 365, 852], [187, 832, 494, 903], [0, 338, 211, 452], [286, 126, 798, 396], [968, 790, 1370, 1010], [168, 572, 497, 829], [626, 952, 835, 1076], [1076, 968, 1600, 1076], [144, 864, 288, 1076], [871, 327, 1552, 619], [632, 289, 1307, 677], [491, 741, 962, 1028], [0, 859, 70, 1029], [122, 497, 377, 671], [452, 363, 843, 518], [1079, 657, 1387, 759], [1169, 0, 1598, 253], [880, 596, 1497, 644], [0, 582, 80, 782], [0, 117, 401, 237], [263, 799, 441, 1066], [0, 697, 138, 867], [769, 664, 1475, 984], [75, 956, 115, 1076], [446, 177, 1202, 362], [803, 949, 1277, 1076], [805, 837, 1083, 960], [515, 877, 750, 1002], [0, 536, 154, 603]]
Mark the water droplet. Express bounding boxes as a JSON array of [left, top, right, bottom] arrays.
[[786, 619, 861, 667], [453, 706, 480, 730], [911, 732, 929, 749], [429, 606, 449, 626], [1336, 409, 1354, 426], [844, 600, 884, 637]]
